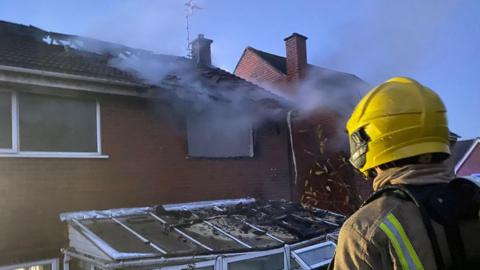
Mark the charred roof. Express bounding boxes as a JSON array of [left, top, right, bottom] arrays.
[[60, 198, 343, 261], [0, 20, 289, 110]]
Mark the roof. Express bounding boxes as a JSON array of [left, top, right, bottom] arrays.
[[245, 47, 368, 88], [0, 20, 145, 84], [240, 47, 370, 114], [247, 47, 287, 74], [448, 138, 480, 174], [60, 198, 343, 262], [449, 139, 475, 167], [0, 20, 288, 110]]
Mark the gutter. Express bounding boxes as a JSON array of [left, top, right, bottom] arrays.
[[0, 64, 161, 98], [0, 64, 147, 88]]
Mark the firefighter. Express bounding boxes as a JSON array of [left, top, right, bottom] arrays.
[[329, 77, 480, 270]]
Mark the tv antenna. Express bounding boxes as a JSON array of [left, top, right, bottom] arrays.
[[185, 0, 203, 58]]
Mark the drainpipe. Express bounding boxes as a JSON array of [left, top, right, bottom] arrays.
[[287, 110, 298, 187]]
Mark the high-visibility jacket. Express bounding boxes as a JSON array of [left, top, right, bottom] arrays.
[[329, 163, 480, 270]]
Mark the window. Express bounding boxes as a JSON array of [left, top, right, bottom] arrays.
[[222, 250, 284, 270], [159, 260, 215, 270], [0, 259, 58, 270], [0, 91, 12, 150], [0, 91, 104, 157], [186, 113, 254, 158], [227, 253, 283, 270], [291, 241, 336, 270]]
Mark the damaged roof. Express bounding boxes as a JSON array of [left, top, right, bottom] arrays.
[[0, 20, 143, 84], [60, 198, 343, 261], [0, 20, 288, 109]]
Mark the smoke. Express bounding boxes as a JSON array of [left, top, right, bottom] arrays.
[[293, 68, 369, 116], [102, 44, 286, 156], [261, 67, 371, 153]]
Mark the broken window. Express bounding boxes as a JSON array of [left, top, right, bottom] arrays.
[[0, 91, 12, 149], [18, 92, 97, 152], [186, 113, 253, 158], [0, 91, 102, 157]]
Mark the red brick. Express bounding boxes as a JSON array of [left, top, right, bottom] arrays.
[[0, 94, 292, 264]]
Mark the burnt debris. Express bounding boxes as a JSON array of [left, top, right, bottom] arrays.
[[61, 199, 344, 260]]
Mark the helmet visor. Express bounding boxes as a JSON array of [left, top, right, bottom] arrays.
[[349, 128, 370, 170]]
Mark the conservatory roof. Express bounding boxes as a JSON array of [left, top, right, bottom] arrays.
[[60, 198, 344, 262]]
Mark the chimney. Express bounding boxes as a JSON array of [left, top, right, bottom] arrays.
[[284, 33, 308, 81], [191, 34, 213, 67]]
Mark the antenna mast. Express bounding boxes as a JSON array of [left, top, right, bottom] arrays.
[[185, 0, 203, 58]]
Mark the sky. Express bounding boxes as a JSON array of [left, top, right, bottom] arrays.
[[0, 0, 479, 138]]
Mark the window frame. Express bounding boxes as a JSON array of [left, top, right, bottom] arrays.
[[185, 115, 255, 159], [222, 247, 285, 270], [159, 259, 216, 270], [0, 91, 16, 153], [0, 91, 108, 158], [0, 258, 59, 270], [291, 241, 336, 270]]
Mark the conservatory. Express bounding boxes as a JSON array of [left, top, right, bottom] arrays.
[[60, 199, 343, 270]]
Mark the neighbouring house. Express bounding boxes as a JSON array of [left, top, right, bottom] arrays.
[[0, 21, 299, 268], [234, 33, 372, 214], [447, 137, 480, 177]]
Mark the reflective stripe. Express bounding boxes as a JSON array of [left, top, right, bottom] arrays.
[[379, 223, 410, 270], [386, 213, 424, 270], [379, 213, 424, 270]]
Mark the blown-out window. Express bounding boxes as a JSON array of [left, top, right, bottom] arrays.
[[186, 113, 254, 158], [0, 91, 103, 157]]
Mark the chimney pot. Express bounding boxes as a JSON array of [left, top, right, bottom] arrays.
[[284, 33, 308, 81], [191, 34, 213, 67]]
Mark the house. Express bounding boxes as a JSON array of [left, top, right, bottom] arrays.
[[60, 198, 343, 270], [0, 21, 296, 268], [448, 138, 480, 177], [234, 33, 372, 214]]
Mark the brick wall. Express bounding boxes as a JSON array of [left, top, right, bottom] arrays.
[[0, 94, 292, 265], [234, 49, 288, 91], [457, 143, 480, 176]]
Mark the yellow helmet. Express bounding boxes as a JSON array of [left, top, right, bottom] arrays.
[[346, 77, 450, 175]]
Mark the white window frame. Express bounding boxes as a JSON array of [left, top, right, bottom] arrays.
[[0, 258, 59, 270], [159, 259, 216, 270], [222, 247, 285, 270], [0, 91, 108, 158], [291, 241, 336, 270]]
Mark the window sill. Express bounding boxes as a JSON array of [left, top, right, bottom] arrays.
[[0, 152, 110, 159]]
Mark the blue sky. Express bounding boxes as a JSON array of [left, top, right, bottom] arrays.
[[1, 0, 479, 138]]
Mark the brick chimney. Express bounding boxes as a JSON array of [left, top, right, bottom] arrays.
[[191, 34, 213, 67], [284, 33, 308, 81]]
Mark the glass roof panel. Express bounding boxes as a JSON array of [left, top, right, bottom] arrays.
[[79, 218, 157, 254], [116, 215, 204, 255]]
